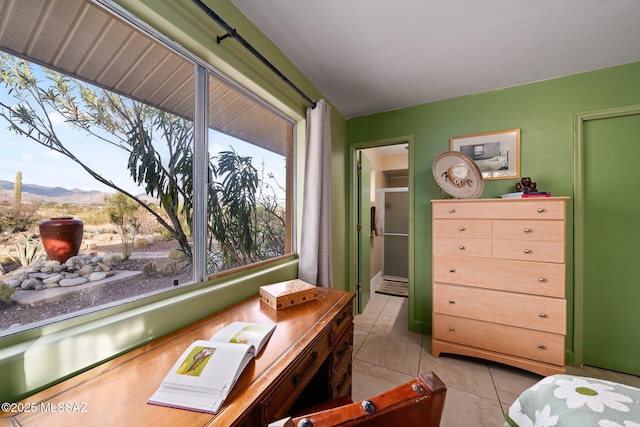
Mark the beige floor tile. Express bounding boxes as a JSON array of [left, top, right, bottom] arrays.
[[361, 297, 387, 315], [351, 359, 414, 402], [352, 328, 368, 359], [419, 346, 498, 401], [355, 334, 421, 377], [488, 363, 542, 407], [380, 298, 409, 319], [353, 311, 379, 332], [368, 290, 390, 302], [441, 387, 505, 427], [367, 314, 424, 345]]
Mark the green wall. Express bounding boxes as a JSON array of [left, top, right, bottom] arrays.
[[346, 61, 640, 363]]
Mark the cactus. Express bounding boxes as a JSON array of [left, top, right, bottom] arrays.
[[13, 170, 22, 216]]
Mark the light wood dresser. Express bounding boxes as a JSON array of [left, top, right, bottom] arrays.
[[431, 197, 568, 376]]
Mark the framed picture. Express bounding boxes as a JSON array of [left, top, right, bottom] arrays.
[[450, 129, 520, 180]]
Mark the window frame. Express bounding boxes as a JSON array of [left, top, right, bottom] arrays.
[[0, 0, 303, 402]]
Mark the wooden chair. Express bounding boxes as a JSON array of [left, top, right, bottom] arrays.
[[269, 372, 446, 427]]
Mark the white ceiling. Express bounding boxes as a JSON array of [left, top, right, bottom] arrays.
[[231, 0, 640, 119]]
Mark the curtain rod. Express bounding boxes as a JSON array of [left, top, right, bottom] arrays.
[[192, 0, 317, 109]]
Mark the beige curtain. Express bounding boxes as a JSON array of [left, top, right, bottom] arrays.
[[299, 99, 332, 287]]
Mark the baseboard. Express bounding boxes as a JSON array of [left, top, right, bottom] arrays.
[[370, 271, 383, 293]]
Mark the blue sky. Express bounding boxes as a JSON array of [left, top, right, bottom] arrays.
[[0, 60, 286, 199]]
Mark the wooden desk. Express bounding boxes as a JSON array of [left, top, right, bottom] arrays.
[[2, 288, 354, 426]]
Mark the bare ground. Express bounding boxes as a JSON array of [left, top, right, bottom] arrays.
[[0, 239, 192, 332]]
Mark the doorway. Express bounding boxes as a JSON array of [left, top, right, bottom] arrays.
[[576, 105, 640, 375], [354, 140, 410, 313], [382, 188, 409, 282]]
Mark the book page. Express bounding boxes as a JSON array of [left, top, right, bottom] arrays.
[[159, 339, 253, 394], [210, 322, 276, 354]]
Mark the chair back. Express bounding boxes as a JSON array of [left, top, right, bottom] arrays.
[[270, 372, 446, 427]]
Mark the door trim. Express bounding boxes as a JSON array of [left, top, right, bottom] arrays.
[[573, 104, 640, 366], [349, 136, 414, 320]]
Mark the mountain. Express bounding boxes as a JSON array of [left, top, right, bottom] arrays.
[[0, 180, 153, 205]]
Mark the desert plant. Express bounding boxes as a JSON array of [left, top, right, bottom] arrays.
[[141, 261, 158, 277], [4, 232, 44, 266], [0, 283, 15, 306], [13, 170, 22, 216], [104, 192, 141, 260]]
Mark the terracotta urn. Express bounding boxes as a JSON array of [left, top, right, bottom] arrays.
[[39, 217, 84, 263]]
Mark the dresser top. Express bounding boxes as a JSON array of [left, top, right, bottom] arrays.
[[432, 196, 569, 203]]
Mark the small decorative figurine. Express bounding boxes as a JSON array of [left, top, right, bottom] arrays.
[[516, 177, 537, 193]]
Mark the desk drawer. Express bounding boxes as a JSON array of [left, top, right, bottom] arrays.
[[331, 362, 352, 398], [331, 302, 353, 339], [433, 284, 566, 334], [493, 239, 565, 263], [432, 236, 491, 258], [331, 328, 353, 368], [263, 330, 331, 421], [433, 219, 492, 238], [433, 314, 565, 365], [433, 255, 565, 297]]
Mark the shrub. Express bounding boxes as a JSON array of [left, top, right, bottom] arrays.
[[0, 283, 15, 306], [133, 238, 149, 249], [141, 261, 158, 277]]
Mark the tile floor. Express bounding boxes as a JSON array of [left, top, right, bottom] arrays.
[[351, 291, 640, 426]]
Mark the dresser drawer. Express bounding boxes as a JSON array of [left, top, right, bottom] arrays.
[[493, 239, 565, 263], [493, 220, 565, 241], [433, 219, 492, 238], [433, 284, 566, 334], [433, 255, 565, 297], [432, 199, 565, 219], [433, 314, 565, 365], [432, 236, 491, 258]]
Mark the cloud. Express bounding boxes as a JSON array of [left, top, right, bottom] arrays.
[[42, 149, 65, 160], [48, 112, 66, 126], [21, 153, 35, 161]]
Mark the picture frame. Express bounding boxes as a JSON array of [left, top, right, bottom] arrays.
[[450, 129, 520, 180]]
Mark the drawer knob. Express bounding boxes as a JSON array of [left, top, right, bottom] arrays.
[[449, 268, 456, 273], [538, 277, 545, 282], [362, 400, 376, 413], [448, 327, 455, 332], [449, 208, 455, 213], [458, 226, 465, 231], [524, 228, 532, 233], [539, 313, 546, 318], [537, 208, 545, 213], [524, 248, 532, 254], [537, 344, 545, 349], [449, 300, 455, 304], [459, 245, 465, 250]]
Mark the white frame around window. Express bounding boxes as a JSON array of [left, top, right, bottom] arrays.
[[97, 0, 298, 280]]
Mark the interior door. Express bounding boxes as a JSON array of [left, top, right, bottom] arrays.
[[383, 189, 409, 280], [357, 151, 371, 313], [582, 112, 640, 375]]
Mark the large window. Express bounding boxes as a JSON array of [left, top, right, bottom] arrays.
[[0, 0, 294, 335]]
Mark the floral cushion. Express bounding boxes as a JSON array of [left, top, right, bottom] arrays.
[[505, 374, 640, 427]]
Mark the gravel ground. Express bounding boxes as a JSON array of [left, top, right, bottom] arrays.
[[0, 239, 192, 332]]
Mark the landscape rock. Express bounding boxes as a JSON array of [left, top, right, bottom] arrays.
[[60, 277, 89, 287], [21, 278, 42, 290], [1, 252, 115, 291]]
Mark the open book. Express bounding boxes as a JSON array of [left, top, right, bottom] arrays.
[[148, 321, 276, 413]]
